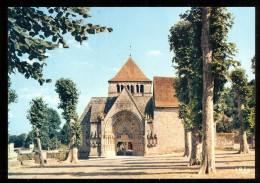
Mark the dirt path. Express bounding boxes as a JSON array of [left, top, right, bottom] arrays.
[[8, 150, 255, 179]]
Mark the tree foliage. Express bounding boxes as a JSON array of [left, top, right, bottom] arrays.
[[8, 78, 18, 105], [230, 69, 250, 103], [55, 78, 82, 149], [8, 7, 113, 85], [9, 133, 27, 147], [25, 107, 62, 150], [169, 7, 237, 133], [251, 55, 255, 74], [55, 78, 79, 121], [58, 123, 70, 146], [27, 97, 47, 128]]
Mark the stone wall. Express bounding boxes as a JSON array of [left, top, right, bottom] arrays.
[[46, 151, 68, 161], [145, 107, 184, 156], [215, 133, 234, 150], [18, 153, 35, 161]]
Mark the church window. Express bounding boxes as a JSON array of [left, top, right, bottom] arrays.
[[131, 85, 134, 94], [136, 85, 139, 93], [140, 85, 144, 93], [127, 85, 130, 90], [117, 84, 120, 93], [121, 85, 124, 91]]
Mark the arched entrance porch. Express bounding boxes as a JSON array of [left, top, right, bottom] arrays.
[[102, 110, 144, 157]]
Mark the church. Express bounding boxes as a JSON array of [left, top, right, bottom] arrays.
[[78, 57, 184, 158]]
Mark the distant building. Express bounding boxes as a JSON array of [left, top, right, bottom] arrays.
[[79, 57, 184, 158]]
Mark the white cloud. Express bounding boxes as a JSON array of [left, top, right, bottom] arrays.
[[42, 95, 60, 105], [102, 67, 119, 73], [44, 52, 51, 57], [67, 40, 92, 51], [147, 50, 162, 56], [23, 59, 34, 65], [75, 61, 94, 67]]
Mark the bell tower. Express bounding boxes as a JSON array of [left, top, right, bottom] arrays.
[[108, 57, 152, 97]]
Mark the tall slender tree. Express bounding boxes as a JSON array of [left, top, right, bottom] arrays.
[[198, 7, 216, 174], [27, 97, 47, 166], [169, 21, 199, 162], [55, 78, 82, 163], [170, 7, 237, 174], [230, 68, 250, 154]]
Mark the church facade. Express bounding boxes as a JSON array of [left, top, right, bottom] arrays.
[[79, 57, 184, 158]]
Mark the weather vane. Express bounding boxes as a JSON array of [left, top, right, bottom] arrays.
[[128, 45, 132, 57]]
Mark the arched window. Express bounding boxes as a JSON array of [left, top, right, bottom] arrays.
[[140, 85, 144, 93], [121, 85, 124, 91], [127, 85, 130, 91], [136, 85, 139, 93], [117, 84, 120, 93], [131, 85, 134, 94]]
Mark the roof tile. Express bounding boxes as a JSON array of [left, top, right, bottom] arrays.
[[109, 57, 151, 82], [153, 76, 180, 107]]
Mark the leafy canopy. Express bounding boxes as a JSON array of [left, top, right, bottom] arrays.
[[230, 68, 249, 103], [55, 78, 82, 148], [27, 97, 47, 128], [251, 55, 255, 74], [55, 78, 79, 122], [169, 7, 237, 133], [8, 7, 113, 85], [8, 78, 18, 105]]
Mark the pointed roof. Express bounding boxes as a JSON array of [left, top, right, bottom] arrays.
[[109, 57, 151, 82]]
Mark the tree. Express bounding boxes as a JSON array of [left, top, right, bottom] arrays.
[[169, 21, 200, 163], [58, 123, 70, 146], [251, 55, 255, 74], [8, 7, 113, 85], [230, 68, 250, 154], [198, 7, 216, 174], [55, 78, 82, 163], [24, 130, 35, 148], [43, 108, 62, 149], [8, 78, 18, 105], [179, 7, 237, 174], [25, 107, 62, 150], [27, 97, 47, 166], [9, 133, 27, 147], [8, 77, 18, 135]]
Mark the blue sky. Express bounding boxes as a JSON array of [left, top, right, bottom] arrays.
[[9, 7, 255, 135]]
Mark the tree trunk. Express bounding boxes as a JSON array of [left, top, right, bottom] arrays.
[[198, 7, 216, 174], [65, 119, 79, 163], [189, 125, 201, 165], [36, 127, 45, 166], [237, 93, 250, 154], [184, 131, 192, 157]]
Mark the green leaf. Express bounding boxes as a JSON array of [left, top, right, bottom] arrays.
[[24, 38, 33, 46], [52, 35, 58, 42], [46, 79, 52, 83]]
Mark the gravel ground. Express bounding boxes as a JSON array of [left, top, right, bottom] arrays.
[[8, 150, 255, 179]]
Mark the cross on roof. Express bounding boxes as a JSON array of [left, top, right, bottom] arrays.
[[128, 45, 132, 57]]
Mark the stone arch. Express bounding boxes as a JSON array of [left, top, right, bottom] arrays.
[[102, 110, 144, 156]]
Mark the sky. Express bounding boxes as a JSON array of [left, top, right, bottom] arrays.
[[8, 7, 255, 135]]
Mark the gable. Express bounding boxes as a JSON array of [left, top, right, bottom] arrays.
[[103, 87, 144, 123]]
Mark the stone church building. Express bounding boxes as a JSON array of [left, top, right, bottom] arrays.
[[79, 57, 184, 158]]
